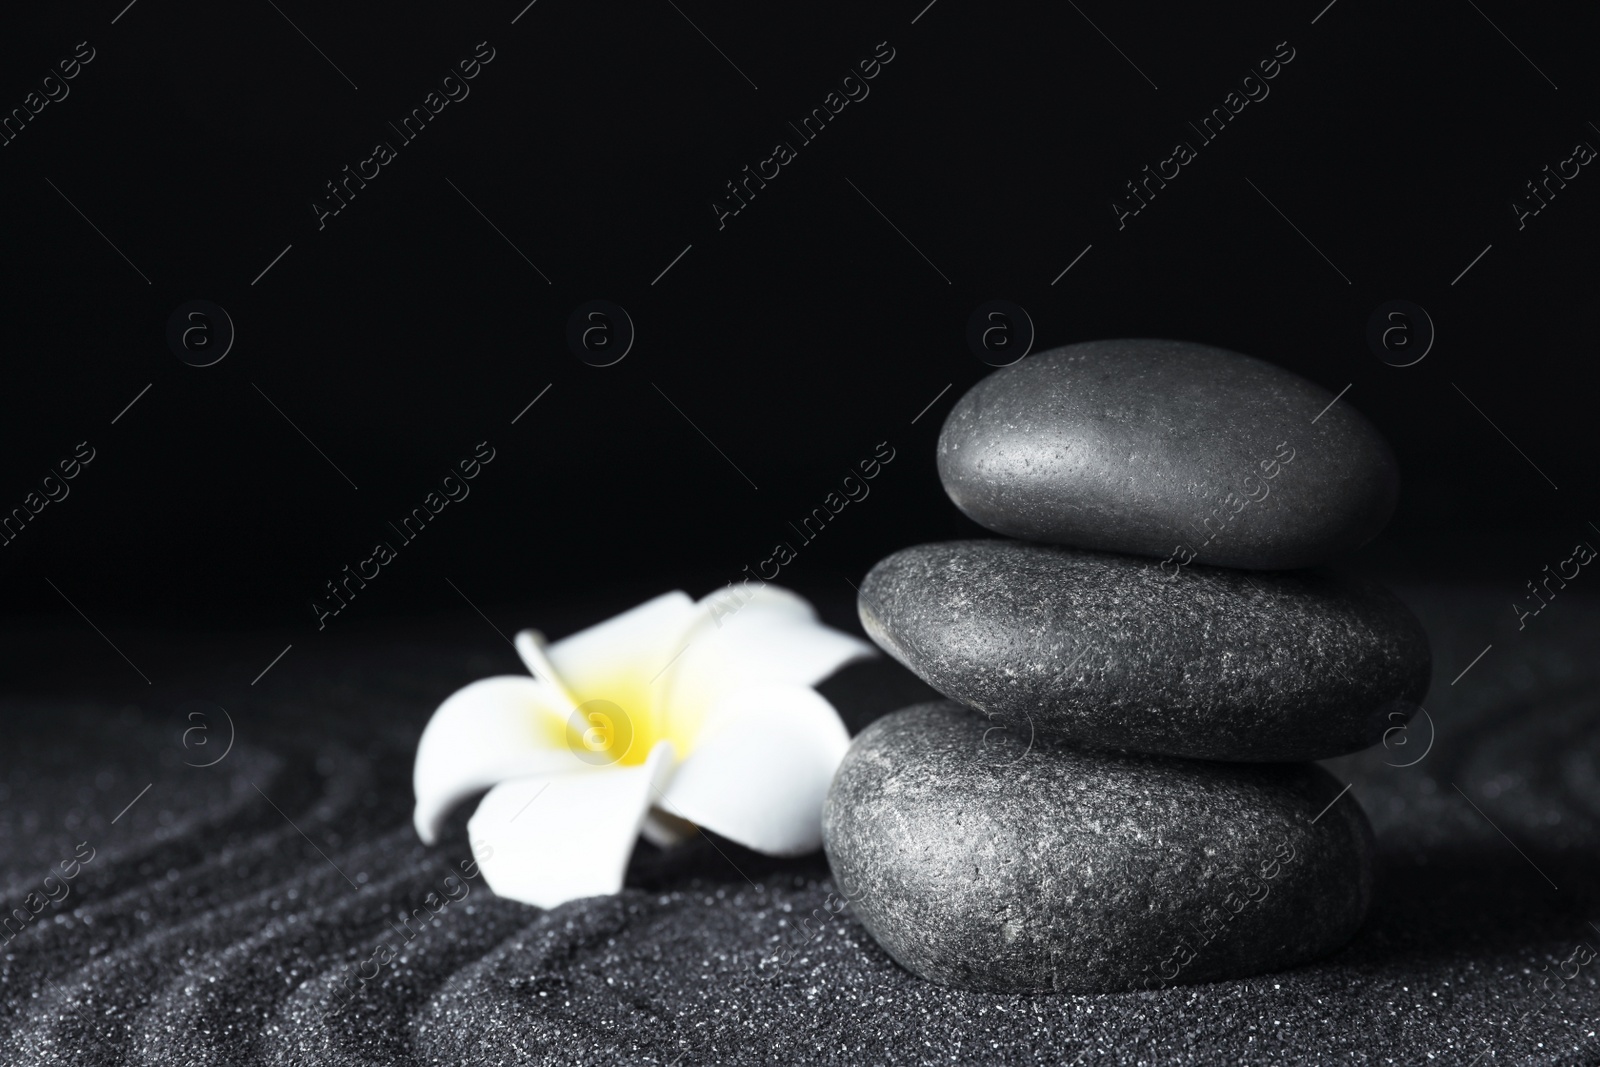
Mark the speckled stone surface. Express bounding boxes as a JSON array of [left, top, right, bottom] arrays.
[[859, 540, 1431, 761], [1, 586, 1597, 1065], [822, 702, 1373, 994], [936, 340, 1400, 570]]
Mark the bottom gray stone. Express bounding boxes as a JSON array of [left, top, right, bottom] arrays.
[[822, 702, 1374, 994]]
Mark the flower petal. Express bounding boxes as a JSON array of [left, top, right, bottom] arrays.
[[654, 685, 850, 856], [467, 741, 675, 908], [543, 591, 698, 700], [659, 583, 875, 737], [412, 676, 575, 845]]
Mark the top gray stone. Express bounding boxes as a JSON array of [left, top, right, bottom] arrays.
[[937, 339, 1400, 570]]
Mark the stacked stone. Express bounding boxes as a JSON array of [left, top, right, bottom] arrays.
[[822, 339, 1431, 995]]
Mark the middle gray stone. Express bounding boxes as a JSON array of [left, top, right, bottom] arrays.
[[857, 539, 1430, 761]]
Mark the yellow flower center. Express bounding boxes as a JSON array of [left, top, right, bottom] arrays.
[[559, 679, 699, 768]]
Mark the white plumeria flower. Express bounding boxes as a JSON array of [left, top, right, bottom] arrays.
[[412, 583, 874, 908]]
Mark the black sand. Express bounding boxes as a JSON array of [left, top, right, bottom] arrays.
[[1, 586, 1596, 1064]]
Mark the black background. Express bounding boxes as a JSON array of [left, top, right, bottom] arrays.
[[1, 0, 1596, 667]]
